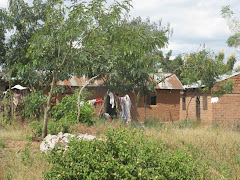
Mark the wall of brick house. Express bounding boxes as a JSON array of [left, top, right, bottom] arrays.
[[211, 73, 240, 123], [52, 87, 181, 122], [212, 94, 240, 123], [213, 73, 240, 94], [135, 90, 180, 122], [179, 90, 212, 122]]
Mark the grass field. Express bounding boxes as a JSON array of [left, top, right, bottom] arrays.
[[0, 120, 240, 179]]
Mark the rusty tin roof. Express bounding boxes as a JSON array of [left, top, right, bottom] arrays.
[[56, 73, 184, 90], [152, 73, 184, 90], [56, 75, 104, 87]]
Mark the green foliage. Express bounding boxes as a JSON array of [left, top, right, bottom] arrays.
[[47, 118, 72, 136], [22, 91, 45, 118], [50, 94, 78, 121], [221, 6, 240, 52], [103, 17, 170, 95], [212, 79, 234, 97], [227, 33, 240, 48], [44, 128, 200, 179], [50, 92, 94, 125], [0, 140, 6, 149], [181, 49, 227, 87], [226, 54, 236, 72], [30, 119, 72, 139], [20, 143, 31, 165], [29, 120, 44, 139], [159, 51, 184, 80]]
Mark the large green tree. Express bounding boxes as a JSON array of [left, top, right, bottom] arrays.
[[0, 0, 40, 119], [100, 17, 170, 120], [24, 0, 131, 138], [160, 48, 236, 88]]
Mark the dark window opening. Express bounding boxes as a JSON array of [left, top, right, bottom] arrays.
[[203, 95, 208, 110], [150, 96, 157, 105], [182, 97, 186, 110]]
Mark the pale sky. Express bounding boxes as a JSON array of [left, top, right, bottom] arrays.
[[0, 0, 239, 60]]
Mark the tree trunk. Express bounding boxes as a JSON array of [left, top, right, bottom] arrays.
[[42, 72, 57, 139], [98, 90, 109, 116], [3, 95, 8, 122], [8, 78, 14, 121], [77, 75, 99, 122], [144, 95, 147, 123], [131, 91, 140, 121]]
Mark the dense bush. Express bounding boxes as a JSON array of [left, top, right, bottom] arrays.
[[30, 118, 72, 139], [44, 129, 200, 179], [50, 92, 94, 125], [22, 91, 45, 119]]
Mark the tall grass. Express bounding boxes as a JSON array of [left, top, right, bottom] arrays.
[[145, 123, 240, 179], [0, 125, 50, 180]]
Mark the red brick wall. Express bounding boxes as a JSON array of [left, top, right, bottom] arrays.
[[54, 87, 181, 121], [136, 90, 180, 122], [213, 73, 240, 94], [211, 74, 240, 123], [180, 73, 240, 123], [212, 94, 240, 123], [179, 90, 212, 122]]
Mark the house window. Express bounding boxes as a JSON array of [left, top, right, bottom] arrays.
[[203, 95, 208, 110], [150, 96, 157, 105], [182, 97, 186, 110]]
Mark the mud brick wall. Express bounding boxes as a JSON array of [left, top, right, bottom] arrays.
[[135, 90, 181, 122], [179, 90, 212, 122]]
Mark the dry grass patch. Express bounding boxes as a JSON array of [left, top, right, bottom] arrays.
[[0, 125, 49, 180], [145, 125, 240, 179], [0, 148, 49, 180], [0, 125, 27, 141]]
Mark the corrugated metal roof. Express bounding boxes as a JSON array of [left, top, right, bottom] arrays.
[[56, 75, 104, 87], [183, 81, 205, 89], [153, 73, 184, 90], [183, 72, 240, 89], [217, 71, 240, 82], [57, 73, 184, 90]]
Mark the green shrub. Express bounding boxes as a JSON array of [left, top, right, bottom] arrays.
[[47, 118, 72, 135], [30, 119, 73, 139], [29, 120, 43, 139], [22, 91, 45, 119], [44, 129, 200, 179], [50, 92, 94, 125]]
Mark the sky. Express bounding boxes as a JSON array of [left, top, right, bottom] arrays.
[[0, 0, 239, 60]]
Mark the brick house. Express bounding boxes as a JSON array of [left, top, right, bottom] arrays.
[[55, 73, 184, 122], [180, 72, 240, 124]]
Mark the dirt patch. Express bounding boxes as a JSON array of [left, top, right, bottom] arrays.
[[71, 120, 122, 136], [0, 139, 40, 159]]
